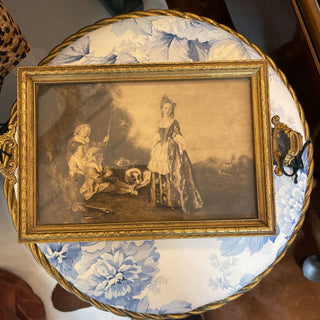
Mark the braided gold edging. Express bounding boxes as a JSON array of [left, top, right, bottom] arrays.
[[4, 9, 314, 319]]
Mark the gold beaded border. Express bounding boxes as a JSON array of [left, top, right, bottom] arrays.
[[4, 9, 314, 319]]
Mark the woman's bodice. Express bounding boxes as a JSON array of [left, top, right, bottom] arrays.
[[158, 119, 180, 144]]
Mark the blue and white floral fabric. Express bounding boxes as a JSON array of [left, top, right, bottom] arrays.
[[38, 16, 308, 313]]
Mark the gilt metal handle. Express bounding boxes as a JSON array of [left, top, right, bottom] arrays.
[[272, 115, 303, 177], [0, 124, 17, 184]]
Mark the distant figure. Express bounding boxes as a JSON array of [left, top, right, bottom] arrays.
[[148, 95, 203, 214]]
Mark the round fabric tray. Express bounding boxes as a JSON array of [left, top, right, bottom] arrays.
[[5, 10, 313, 319]]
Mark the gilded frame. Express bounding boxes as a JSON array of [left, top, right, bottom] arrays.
[[17, 60, 276, 243]]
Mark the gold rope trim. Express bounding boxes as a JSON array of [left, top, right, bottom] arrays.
[[4, 9, 314, 319]]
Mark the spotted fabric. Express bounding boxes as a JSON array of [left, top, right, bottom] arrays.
[[0, 1, 30, 90]]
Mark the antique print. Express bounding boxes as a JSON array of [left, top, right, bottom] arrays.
[[17, 62, 276, 242], [37, 78, 256, 225]]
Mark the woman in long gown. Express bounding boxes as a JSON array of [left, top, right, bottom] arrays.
[[148, 95, 203, 214]]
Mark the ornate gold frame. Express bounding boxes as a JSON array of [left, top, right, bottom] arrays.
[[2, 9, 313, 319], [17, 60, 275, 243]]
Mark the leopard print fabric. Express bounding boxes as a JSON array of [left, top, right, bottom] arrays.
[[0, 1, 30, 90]]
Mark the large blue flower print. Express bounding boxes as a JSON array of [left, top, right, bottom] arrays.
[[218, 233, 277, 257], [50, 35, 117, 65], [76, 241, 159, 308], [147, 26, 211, 62], [301, 145, 309, 175], [219, 154, 308, 258], [274, 166, 307, 250], [152, 18, 220, 43], [38, 243, 82, 280], [148, 17, 252, 62], [110, 17, 153, 36], [135, 296, 192, 314]]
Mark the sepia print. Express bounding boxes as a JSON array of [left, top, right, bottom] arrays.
[[17, 62, 276, 242]]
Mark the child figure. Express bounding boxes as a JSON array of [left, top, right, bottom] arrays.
[[68, 141, 115, 201]]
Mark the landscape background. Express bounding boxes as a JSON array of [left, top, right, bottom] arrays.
[[36, 79, 257, 225]]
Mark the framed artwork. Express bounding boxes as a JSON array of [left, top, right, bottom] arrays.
[[17, 61, 276, 242]]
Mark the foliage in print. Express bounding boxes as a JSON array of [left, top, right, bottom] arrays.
[[209, 254, 239, 292]]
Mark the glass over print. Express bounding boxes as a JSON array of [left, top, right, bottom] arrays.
[[17, 61, 276, 242]]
